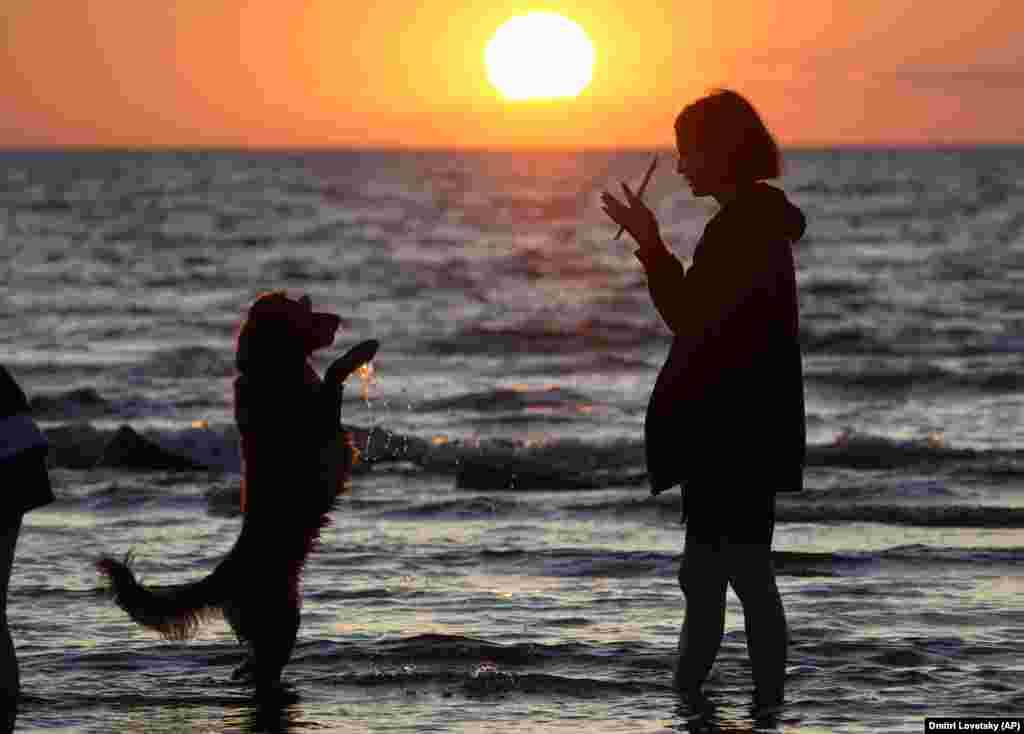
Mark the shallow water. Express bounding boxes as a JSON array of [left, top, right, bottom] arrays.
[[2, 148, 1023, 732], [13, 472, 1024, 732]]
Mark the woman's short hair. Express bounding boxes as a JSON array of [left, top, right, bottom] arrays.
[[674, 89, 781, 184]]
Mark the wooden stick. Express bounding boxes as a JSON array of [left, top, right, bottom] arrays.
[[614, 153, 659, 240]]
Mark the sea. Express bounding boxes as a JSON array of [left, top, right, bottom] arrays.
[[1, 147, 1022, 733]]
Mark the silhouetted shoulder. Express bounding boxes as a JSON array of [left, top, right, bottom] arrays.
[[721, 183, 805, 246]]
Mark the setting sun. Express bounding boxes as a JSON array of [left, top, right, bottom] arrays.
[[484, 11, 595, 101]]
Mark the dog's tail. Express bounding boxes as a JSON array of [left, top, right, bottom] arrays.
[[96, 554, 230, 641]]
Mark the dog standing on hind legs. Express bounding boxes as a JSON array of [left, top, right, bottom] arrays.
[[97, 292, 379, 691]]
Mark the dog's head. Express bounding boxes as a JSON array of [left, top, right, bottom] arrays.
[[236, 291, 342, 374]]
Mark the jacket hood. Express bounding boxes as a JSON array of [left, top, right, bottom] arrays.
[[731, 183, 806, 245]]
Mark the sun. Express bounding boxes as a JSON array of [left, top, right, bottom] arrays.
[[485, 12, 595, 101]]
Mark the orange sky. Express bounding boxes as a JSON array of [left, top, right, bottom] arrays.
[[1, 0, 1022, 148]]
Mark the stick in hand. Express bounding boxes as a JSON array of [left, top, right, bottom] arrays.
[[614, 154, 659, 240]]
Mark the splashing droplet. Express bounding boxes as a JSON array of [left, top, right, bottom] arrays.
[[356, 361, 375, 404]]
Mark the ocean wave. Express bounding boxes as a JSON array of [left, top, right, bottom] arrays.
[[806, 363, 1024, 393], [38, 419, 1023, 498], [418, 386, 593, 414], [44, 422, 239, 472], [801, 278, 874, 299], [321, 633, 563, 666], [806, 432, 988, 470], [425, 317, 664, 356], [874, 544, 1024, 564], [298, 633, 673, 689], [424, 546, 863, 579], [454, 546, 1024, 579], [329, 668, 659, 697], [475, 548, 680, 578], [30, 387, 112, 421], [499, 546, 1022, 575], [777, 504, 1024, 528], [376, 496, 527, 520], [571, 494, 1024, 529], [519, 353, 656, 376], [799, 326, 897, 356], [31, 385, 200, 424], [793, 179, 921, 198], [133, 345, 235, 379]]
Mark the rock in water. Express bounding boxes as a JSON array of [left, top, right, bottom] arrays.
[[96, 425, 206, 470]]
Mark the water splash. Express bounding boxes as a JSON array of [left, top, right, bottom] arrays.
[[356, 361, 376, 457], [356, 362, 375, 404], [466, 660, 519, 695]]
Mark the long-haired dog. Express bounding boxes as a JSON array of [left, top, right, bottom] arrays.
[[97, 291, 379, 689]]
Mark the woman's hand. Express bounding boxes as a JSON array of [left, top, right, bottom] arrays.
[[600, 183, 665, 254]]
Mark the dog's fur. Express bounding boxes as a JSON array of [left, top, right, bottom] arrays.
[[97, 292, 377, 688]]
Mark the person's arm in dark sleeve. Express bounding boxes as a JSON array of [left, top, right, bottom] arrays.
[[635, 227, 781, 348], [633, 245, 695, 337], [602, 182, 782, 342]]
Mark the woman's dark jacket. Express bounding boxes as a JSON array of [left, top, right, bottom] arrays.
[[636, 182, 806, 495]]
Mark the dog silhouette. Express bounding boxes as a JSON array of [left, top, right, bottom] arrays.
[[98, 291, 378, 689]]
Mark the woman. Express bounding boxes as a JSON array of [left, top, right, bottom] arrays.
[[0, 366, 55, 732], [601, 89, 806, 709]]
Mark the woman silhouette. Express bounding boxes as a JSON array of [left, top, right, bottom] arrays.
[[601, 89, 806, 710]]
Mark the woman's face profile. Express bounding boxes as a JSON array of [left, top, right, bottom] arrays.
[[675, 136, 716, 197]]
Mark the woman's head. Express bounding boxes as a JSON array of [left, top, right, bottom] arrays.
[[674, 89, 780, 196]]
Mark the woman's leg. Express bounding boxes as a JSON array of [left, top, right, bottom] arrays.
[[0, 517, 23, 734], [727, 542, 787, 706], [675, 534, 728, 697]]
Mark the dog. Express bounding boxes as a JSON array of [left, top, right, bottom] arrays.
[[98, 291, 379, 689]]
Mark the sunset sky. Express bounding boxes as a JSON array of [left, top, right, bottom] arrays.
[[1, 0, 1022, 149]]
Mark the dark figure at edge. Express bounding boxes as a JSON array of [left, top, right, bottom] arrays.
[[0, 366, 56, 732]]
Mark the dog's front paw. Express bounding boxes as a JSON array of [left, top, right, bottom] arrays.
[[326, 339, 380, 383]]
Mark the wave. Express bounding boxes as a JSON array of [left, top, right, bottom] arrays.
[[376, 496, 528, 520], [806, 363, 1024, 393], [474, 548, 681, 578], [133, 345, 235, 379], [425, 317, 664, 356], [39, 420, 1023, 499], [805, 433, 1009, 472], [41, 632, 663, 698], [434, 546, 1024, 579], [634, 496, 1024, 528], [330, 669, 659, 697], [872, 544, 1024, 564], [30, 387, 112, 421], [297, 634, 674, 690], [776, 503, 1024, 528], [418, 386, 593, 414], [566, 489, 1024, 527], [44, 422, 240, 472]]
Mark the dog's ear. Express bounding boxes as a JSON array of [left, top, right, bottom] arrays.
[[236, 292, 304, 373]]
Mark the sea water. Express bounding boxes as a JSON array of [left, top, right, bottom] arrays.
[[2, 148, 1022, 732]]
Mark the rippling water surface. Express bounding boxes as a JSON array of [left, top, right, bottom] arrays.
[[2, 148, 1023, 732]]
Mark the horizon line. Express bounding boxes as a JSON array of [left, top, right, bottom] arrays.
[[1, 142, 1022, 154]]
